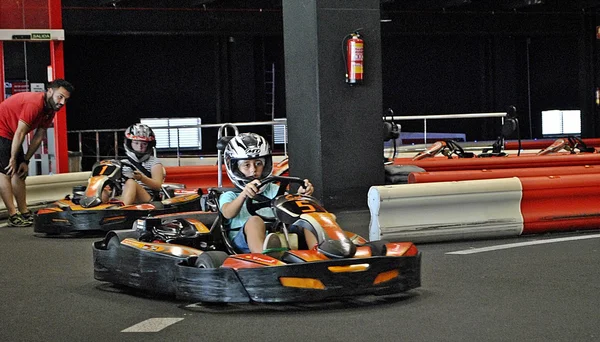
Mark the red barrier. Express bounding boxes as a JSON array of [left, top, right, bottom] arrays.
[[165, 165, 233, 189], [164, 162, 289, 190], [520, 174, 600, 234], [408, 165, 600, 183], [393, 153, 600, 172]]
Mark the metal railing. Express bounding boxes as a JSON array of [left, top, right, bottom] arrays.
[[68, 112, 508, 171], [68, 120, 288, 168], [383, 111, 508, 145]]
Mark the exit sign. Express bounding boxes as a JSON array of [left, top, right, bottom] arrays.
[[31, 33, 51, 40]]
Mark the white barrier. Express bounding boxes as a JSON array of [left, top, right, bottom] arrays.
[[368, 178, 525, 243], [0, 172, 90, 212]]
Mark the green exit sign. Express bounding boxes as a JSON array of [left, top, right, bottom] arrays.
[[31, 33, 51, 40]]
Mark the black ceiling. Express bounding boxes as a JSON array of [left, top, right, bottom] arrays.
[[62, 0, 600, 13]]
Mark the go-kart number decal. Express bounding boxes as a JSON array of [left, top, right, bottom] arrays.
[[92, 165, 115, 176], [295, 200, 316, 213]]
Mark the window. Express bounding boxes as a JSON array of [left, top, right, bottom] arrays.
[[541, 110, 581, 136], [273, 118, 288, 145], [140, 118, 202, 150]]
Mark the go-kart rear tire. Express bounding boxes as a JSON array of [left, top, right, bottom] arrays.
[[364, 240, 389, 256], [106, 235, 120, 250], [194, 251, 229, 268]]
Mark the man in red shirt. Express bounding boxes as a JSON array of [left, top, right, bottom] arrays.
[[0, 79, 74, 227]]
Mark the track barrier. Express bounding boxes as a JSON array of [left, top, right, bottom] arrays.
[[0, 171, 91, 213], [164, 165, 232, 189], [393, 153, 600, 172], [368, 178, 524, 243], [408, 165, 600, 183], [369, 174, 600, 243], [11, 162, 600, 244]]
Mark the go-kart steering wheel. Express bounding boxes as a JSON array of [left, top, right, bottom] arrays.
[[567, 136, 596, 154], [245, 176, 307, 221], [442, 140, 475, 159]]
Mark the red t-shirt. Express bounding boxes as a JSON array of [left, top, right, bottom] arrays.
[[0, 92, 55, 140]]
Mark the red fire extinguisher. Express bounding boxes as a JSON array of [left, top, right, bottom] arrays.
[[344, 31, 364, 85]]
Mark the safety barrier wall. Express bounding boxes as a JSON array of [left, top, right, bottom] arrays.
[[519, 174, 600, 234], [393, 153, 600, 172], [3, 165, 240, 214], [164, 165, 232, 189], [369, 174, 600, 243], [0, 166, 223, 213], [408, 165, 600, 183], [368, 178, 524, 243], [0, 172, 91, 212]]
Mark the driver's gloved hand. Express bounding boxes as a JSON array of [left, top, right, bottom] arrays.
[[242, 179, 261, 199]]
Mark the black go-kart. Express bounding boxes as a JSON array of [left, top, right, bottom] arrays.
[[34, 159, 202, 236], [93, 175, 421, 303]]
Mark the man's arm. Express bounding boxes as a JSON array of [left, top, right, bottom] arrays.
[[25, 127, 46, 161], [5, 121, 33, 176]]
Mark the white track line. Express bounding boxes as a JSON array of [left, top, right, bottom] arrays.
[[122, 318, 184, 333], [447, 233, 600, 255]]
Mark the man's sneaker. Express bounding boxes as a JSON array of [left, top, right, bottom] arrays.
[[21, 211, 34, 225], [7, 213, 31, 227]]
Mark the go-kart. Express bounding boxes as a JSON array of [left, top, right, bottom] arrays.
[[537, 136, 597, 156], [93, 175, 421, 303], [34, 159, 202, 236], [412, 140, 476, 161]]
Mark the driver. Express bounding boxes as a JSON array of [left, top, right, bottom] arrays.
[[220, 132, 316, 253], [103, 124, 165, 205]]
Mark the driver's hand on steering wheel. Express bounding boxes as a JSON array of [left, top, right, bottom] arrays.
[[242, 179, 261, 199], [298, 179, 314, 196]]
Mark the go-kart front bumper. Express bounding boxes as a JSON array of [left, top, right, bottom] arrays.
[[176, 254, 421, 303]]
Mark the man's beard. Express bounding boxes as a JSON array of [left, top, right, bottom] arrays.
[[47, 96, 61, 111]]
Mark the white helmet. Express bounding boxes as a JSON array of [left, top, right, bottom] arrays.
[[124, 123, 156, 162], [224, 133, 273, 189]]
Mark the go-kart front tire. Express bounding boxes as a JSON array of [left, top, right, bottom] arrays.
[[194, 251, 229, 268]]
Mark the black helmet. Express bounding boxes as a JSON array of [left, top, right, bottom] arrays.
[[124, 124, 156, 162], [224, 133, 273, 189]]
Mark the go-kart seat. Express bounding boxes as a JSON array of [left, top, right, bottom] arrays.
[[206, 187, 247, 254]]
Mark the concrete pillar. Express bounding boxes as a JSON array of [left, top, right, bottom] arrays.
[[283, 0, 383, 210]]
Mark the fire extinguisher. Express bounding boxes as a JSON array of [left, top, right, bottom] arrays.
[[344, 30, 364, 85]]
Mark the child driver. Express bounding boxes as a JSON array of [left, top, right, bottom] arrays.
[[219, 132, 317, 253]]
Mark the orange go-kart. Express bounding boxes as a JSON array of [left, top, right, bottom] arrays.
[[93, 175, 421, 303], [34, 159, 202, 236]]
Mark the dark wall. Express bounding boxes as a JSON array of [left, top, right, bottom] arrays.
[[4, 6, 599, 155], [64, 35, 218, 130], [3, 42, 51, 86], [381, 33, 582, 141]]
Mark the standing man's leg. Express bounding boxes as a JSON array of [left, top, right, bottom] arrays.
[[0, 174, 17, 216], [0, 138, 18, 216], [12, 175, 29, 215], [0, 138, 30, 226]]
